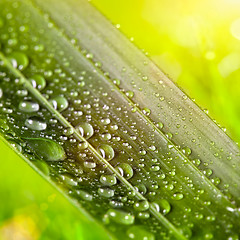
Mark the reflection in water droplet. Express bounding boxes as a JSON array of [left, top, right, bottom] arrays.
[[98, 144, 115, 161], [25, 116, 47, 131], [29, 74, 46, 91], [49, 96, 68, 112], [19, 101, 39, 113], [25, 138, 66, 161], [100, 174, 117, 186], [8, 52, 29, 70], [76, 122, 94, 139], [76, 190, 93, 201], [116, 163, 133, 180], [134, 200, 149, 212], [172, 192, 184, 200], [84, 161, 96, 169], [106, 209, 134, 225], [151, 199, 171, 215], [98, 187, 114, 198], [127, 225, 155, 240]]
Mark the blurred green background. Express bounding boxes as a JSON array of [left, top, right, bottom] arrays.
[[1, 0, 240, 239]]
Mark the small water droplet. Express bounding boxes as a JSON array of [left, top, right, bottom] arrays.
[[115, 163, 133, 180], [76, 122, 94, 139], [19, 101, 39, 113], [49, 96, 68, 112], [8, 52, 29, 70], [106, 209, 135, 225], [172, 192, 184, 200], [25, 116, 47, 131], [134, 200, 149, 211], [100, 174, 117, 186], [76, 190, 93, 201], [29, 74, 46, 91], [98, 144, 115, 161], [98, 187, 114, 198]]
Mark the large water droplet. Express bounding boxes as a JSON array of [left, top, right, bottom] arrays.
[[25, 138, 66, 161], [19, 101, 39, 113], [106, 209, 134, 225], [76, 122, 94, 139], [49, 96, 68, 112], [29, 74, 46, 91], [98, 144, 115, 161], [25, 116, 47, 130], [8, 52, 29, 70], [127, 226, 155, 240], [115, 163, 133, 179]]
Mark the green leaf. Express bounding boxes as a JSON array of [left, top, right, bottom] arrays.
[[0, 0, 239, 239]]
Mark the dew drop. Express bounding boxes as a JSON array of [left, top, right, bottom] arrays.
[[151, 199, 171, 215], [19, 101, 39, 113], [127, 226, 155, 240], [76, 122, 94, 139], [100, 174, 117, 186], [25, 138, 66, 161], [134, 200, 149, 212], [106, 209, 135, 225], [76, 190, 93, 201], [83, 161, 96, 169], [98, 187, 114, 198], [98, 144, 115, 161], [60, 174, 78, 186], [8, 52, 29, 70], [182, 147, 192, 156], [172, 192, 184, 200], [115, 163, 134, 180], [29, 74, 46, 91], [25, 116, 47, 131], [49, 96, 68, 112]]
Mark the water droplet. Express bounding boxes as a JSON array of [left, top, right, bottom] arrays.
[[101, 118, 111, 125], [60, 174, 78, 186], [25, 138, 66, 161], [115, 163, 133, 179], [33, 160, 50, 176], [29, 74, 46, 91], [0, 88, 2, 98], [25, 116, 47, 131], [134, 200, 149, 211], [76, 190, 93, 201], [142, 107, 151, 116], [98, 144, 115, 161], [101, 132, 111, 140], [106, 209, 134, 225], [98, 187, 114, 198], [78, 141, 89, 150], [182, 147, 192, 156], [49, 96, 68, 112], [19, 101, 39, 113], [76, 122, 94, 139], [100, 174, 117, 186], [8, 52, 29, 70], [125, 90, 134, 98], [151, 199, 171, 215], [84, 161, 96, 169], [127, 226, 155, 240], [172, 192, 184, 200]]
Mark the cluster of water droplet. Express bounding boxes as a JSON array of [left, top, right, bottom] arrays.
[[0, 1, 239, 239]]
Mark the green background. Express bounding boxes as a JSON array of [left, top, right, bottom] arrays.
[[1, 0, 240, 239]]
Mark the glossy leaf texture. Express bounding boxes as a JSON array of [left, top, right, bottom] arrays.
[[0, 0, 239, 239]]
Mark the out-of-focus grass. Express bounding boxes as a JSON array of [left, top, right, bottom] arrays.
[[1, 0, 240, 239]]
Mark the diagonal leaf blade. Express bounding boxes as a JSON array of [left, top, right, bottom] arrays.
[[0, 0, 239, 239]]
